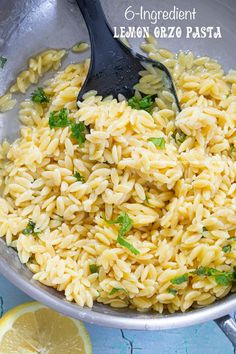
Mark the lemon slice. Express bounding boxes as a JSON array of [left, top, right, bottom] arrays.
[[0, 301, 92, 354]]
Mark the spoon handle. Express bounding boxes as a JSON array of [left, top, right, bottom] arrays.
[[76, 0, 125, 71]]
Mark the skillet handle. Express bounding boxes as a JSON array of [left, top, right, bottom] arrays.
[[215, 315, 236, 347]]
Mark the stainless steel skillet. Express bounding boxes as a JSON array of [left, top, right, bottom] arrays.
[[0, 0, 236, 345]]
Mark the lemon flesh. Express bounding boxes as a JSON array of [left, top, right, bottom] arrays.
[[0, 302, 92, 354]]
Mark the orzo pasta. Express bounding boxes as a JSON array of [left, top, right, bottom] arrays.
[[1, 37, 236, 313]]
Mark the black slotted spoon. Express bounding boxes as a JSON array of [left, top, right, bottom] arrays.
[[76, 0, 181, 111]]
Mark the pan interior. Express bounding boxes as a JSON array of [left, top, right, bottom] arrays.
[[0, 0, 236, 329]]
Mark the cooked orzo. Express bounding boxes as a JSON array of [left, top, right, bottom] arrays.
[[1, 37, 236, 313]]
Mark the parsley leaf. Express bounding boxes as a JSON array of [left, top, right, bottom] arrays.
[[229, 237, 236, 241], [222, 244, 232, 253], [89, 264, 99, 273], [106, 212, 133, 237], [193, 267, 234, 286], [194, 267, 208, 276], [70, 122, 86, 146], [118, 212, 133, 238], [128, 96, 140, 110], [230, 143, 235, 156], [215, 274, 231, 286], [139, 95, 154, 110], [48, 108, 87, 146], [171, 274, 189, 285], [168, 288, 178, 296], [172, 129, 186, 145], [0, 56, 7, 69], [144, 194, 149, 204], [49, 108, 70, 128], [31, 87, 50, 104], [128, 95, 154, 112], [117, 235, 140, 255], [148, 137, 165, 149], [22, 220, 39, 235], [74, 172, 85, 183], [194, 267, 218, 276], [109, 287, 126, 295], [105, 212, 140, 255]]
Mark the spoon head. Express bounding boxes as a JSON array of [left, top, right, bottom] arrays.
[[77, 44, 180, 112], [77, 51, 144, 101]]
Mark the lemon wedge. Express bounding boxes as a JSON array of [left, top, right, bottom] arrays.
[[0, 301, 92, 353]]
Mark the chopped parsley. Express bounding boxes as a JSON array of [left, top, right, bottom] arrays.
[[49, 108, 87, 146], [194, 267, 218, 277], [128, 96, 140, 110], [168, 288, 178, 296], [229, 237, 236, 241], [31, 87, 50, 104], [105, 212, 140, 255], [106, 212, 132, 237], [171, 274, 189, 285], [0, 56, 7, 69], [222, 244, 232, 253], [172, 129, 186, 145], [70, 122, 86, 146], [128, 95, 154, 112], [215, 274, 232, 286], [230, 143, 235, 156], [22, 220, 39, 235], [139, 95, 154, 110], [148, 137, 165, 149], [144, 194, 150, 204], [109, 287, 126, 295], [193, 266, 236, 286], [74, 172, 85, 183], [117, 235, 140, 255], [89, 264, 99, 273], [49, 108, 70, 128], [170, 267, 236, 287]]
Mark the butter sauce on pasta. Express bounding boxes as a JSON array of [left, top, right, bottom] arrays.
[[0, 37, 236, 313]]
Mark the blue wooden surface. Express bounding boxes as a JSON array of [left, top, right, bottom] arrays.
[[0, 274, 234, 354]]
